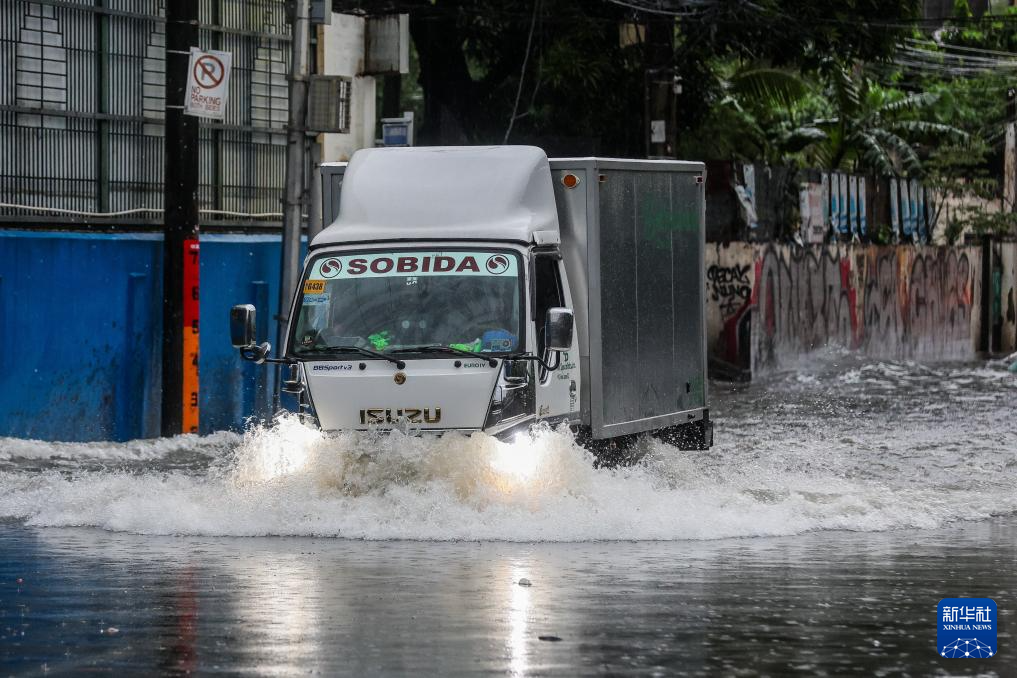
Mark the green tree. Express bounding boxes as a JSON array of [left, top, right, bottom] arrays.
[[801, 63, 968, 175], [681, 61, 827, 163], [336, 0, 923, 153]]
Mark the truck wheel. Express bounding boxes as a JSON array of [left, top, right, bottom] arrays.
[[654, 416, 713, 451], [572, 426, 646, 467]]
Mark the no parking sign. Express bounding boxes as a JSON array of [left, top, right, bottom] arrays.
[[184, 47, 232, 119]]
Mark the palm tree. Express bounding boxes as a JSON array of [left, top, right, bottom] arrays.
[[702, 62, 821, 164], [801, 62, 968, 175], [704, 59, 968, 175]]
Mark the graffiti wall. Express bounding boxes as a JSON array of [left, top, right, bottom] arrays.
[[704, 243, 754, 371], [751, 245, 981, 371], [1002, 243, 1017, 354], [706, 243, 987, 374]]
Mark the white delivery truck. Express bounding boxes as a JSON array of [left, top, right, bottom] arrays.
[[230, 146, 712, 452]]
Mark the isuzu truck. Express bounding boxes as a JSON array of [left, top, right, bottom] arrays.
[[230, 146, 712, 451]]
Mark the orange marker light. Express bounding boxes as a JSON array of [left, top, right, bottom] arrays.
[[561, 173, 580, 189]]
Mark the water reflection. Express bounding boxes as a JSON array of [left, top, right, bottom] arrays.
[[506, 564, 532, 676], [4, 520, 1015, 675], [158, 569, 198, 674], [225, 553, 324, 674]]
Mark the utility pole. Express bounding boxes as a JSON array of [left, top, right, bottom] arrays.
[[276, 0, 312, 407], [1004, 88, 1016, 213], [382, 74, 402, 119], [986, 86, 1017, 354], [644, 17, 676, 159], [162, 0, 200, 436]]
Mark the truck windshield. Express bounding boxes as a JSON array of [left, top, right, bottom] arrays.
[[290, 249, 523, 356]]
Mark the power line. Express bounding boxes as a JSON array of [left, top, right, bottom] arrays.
[[905, 37, 1017, 60], [901, 45, 1017, 68], [504, 0, 540, 143], [604, 0, 715, 17]]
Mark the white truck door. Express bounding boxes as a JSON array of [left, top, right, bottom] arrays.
[[533, 255, 580, 423]]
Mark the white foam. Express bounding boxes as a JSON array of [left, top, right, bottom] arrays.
[[0, 412, 1012, 541], [0, 431, 240, 462]]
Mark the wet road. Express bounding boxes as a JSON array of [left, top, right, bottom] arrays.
[[1, 353, 1015, 675], [2, 520, 1014, 676]]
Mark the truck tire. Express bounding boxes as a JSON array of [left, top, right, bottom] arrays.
[[572, 426, 645, 467], [653, 413, 713, 451]]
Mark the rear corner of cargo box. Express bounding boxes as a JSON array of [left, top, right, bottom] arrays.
[[549, 158, 597, 428], [586, 160, 707, 439]]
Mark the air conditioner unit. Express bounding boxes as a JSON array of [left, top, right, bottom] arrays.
[[306, 75, 352, 133]]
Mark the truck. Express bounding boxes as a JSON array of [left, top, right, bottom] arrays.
[[230, 145, 712, 453]]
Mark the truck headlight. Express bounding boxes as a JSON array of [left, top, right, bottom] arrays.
[[490, 432, 540, 482], [484, 359, 534, 430]]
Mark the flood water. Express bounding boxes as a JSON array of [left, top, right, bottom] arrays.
[[1, 352, 1015, 675]]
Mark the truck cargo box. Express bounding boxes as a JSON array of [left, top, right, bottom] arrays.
[[549, 158, 707, 439]]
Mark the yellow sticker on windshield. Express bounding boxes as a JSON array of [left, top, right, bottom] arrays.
[[303, 279, 326, 294]]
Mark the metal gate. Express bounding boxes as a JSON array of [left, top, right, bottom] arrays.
[[0, 0, 291, 227]]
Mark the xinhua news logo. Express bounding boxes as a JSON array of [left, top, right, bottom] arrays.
[[938, 598, 996, 659]]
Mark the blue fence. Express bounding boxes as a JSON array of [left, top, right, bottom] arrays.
[[0, 230, 301, 441]]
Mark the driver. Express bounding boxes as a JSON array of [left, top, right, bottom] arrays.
[[444, 277, 519, 352]]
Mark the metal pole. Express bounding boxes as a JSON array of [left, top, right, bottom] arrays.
[[307, 141, 323, 241], [161, 0, 200, 436], [276, 0, 311, 410], [980, 235, 992, 354], [1004, 88, 1016, 212]]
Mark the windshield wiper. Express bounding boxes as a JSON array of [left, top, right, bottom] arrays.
[[391, 344, 497, 367], [301, 345, 406, 369], [502, 351, 559, 371]]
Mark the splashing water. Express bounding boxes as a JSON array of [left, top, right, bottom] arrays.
[[0, 354, 1014, 541]]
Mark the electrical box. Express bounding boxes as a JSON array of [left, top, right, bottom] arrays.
[[381, 112, 414, 147]]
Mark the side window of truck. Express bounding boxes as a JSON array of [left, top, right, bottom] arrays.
[[534, 255, 564, 357]]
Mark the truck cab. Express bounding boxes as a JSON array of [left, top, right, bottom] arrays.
[[231, 146, 712, 450]]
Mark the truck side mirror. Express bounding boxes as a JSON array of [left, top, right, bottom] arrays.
[[544, 307, 574, 352], [230, 304, 257, 348], [231, 303, 272, 364]]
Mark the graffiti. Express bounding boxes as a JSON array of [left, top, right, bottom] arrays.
[[753, 245, 859, 369], [861, 250, 902, 355], [704, 244, 754, 370], [1001, 244, 1017, 353], [752, 244, 979, 371], [907, 249, 972, 354], [707, 263, 751, 318]]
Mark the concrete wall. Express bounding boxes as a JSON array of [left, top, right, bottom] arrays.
[[752, 244, 981, 372], [318, 13, 377, 162], [0, 231, 299, 441], [705, 243, 998, 374]]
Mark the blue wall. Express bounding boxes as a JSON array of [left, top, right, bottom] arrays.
[[0, 231, 301, 441]]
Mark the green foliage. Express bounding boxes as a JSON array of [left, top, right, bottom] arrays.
[[690, 59, 968, 175], [924, 139, 997, 202], [725, 67, 813, 110], [887, 7, 1017, 239], [408, 0, 645, 153], [923, 139, 1000, 242], [797, 64, 969, 175], [403, 0, 922, 154], [950, 206, 1017, 241], [871, 221, 896, 245]]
